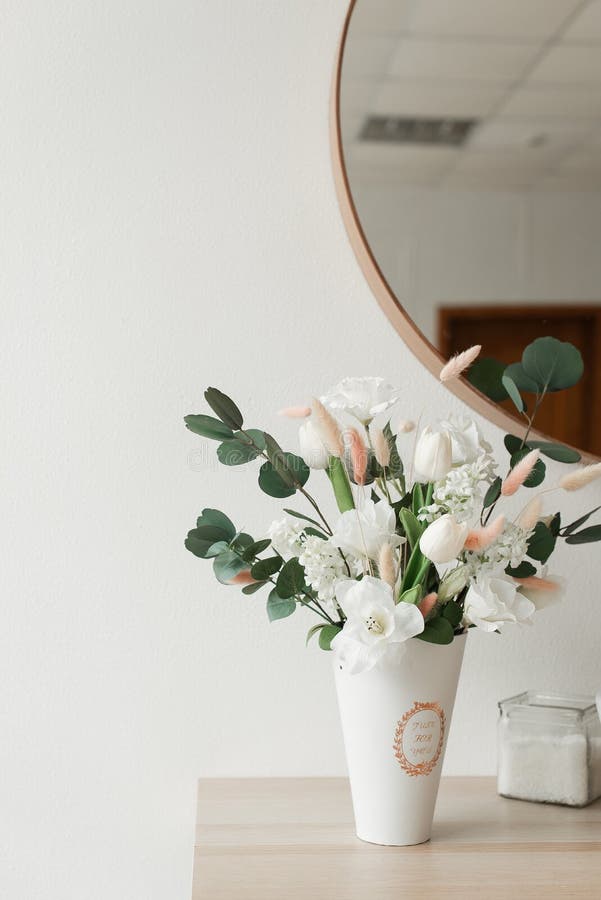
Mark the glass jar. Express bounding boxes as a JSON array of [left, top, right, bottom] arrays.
[[498, 691, 601, 807]]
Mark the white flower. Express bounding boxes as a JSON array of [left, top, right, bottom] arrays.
[[463, 574, 535, 632], [464, 521, 532, 577], [298, 420, 329, 469], [298, 536, 360, 608], [419, 514, 469, 564], [439, 415, 493, 466], [331, 499, 403, 560], [332, 576, 424, 674], [267, 517, 304, 560], [420, 454, 497, 524], [321, 377, 400, 425], [414, 426, 453, 483]]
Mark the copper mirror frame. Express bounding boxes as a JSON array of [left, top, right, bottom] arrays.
[[329, 0, 597, 463]]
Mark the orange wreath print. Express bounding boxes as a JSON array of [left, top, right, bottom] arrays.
[[393, 701, 446, 777]]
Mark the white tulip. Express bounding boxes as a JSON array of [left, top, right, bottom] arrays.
[[463, 575, 535, 632], [298, 420, 329, 469], [331, 576, 424, 674], [414, 426, 453, 482], [419, 514, 469, 564]]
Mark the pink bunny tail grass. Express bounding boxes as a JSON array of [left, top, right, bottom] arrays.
[[439, 344, 481, 383], [277, 405, 311, 418], [227, 570, 256, 586], [517, 495, 543, 532], [501, 449, 540, 497], [464, 515, 506, 552], [311, 398, 344, 457], [378, 542, 396, 590], [513, 576, 561, 592], [348, 427, 368, 485], [370, 425, 390, 468], [559, 461, 601, 491], [418, 592, 438, 620], [397, 419, 415, 434]]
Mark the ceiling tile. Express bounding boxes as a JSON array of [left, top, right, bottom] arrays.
[[454, 148, 557, 173], [348, 0, 415, 36], [387, 38, 538, 83], [404, 0, 582, 40], [348, 142, 459, 172], [469, 118, 594, 153], [529, 45, 601, 84], [499, 85, 601, 117], [342, 35, 398, 78], [373, 79, 504, 118], [442, 170, 537, 189], [563, 1, 601, 41]]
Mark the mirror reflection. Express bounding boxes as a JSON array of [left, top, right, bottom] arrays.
[[340, 0, 601, 455]]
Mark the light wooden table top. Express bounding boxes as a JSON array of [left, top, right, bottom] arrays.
[[192, 776, 601, 899]]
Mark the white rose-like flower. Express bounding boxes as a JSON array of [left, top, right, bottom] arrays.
[[439, 415, 493, 466], [419, 514, 469, 564], [332, 576, 424, 674], [321, 376, 400, 425], [414, 426, 453, 482], [331, 499, 404, 560], [463, 575, 535, 632], [267, 517, 304, 560], [298, 420, 329, 470]]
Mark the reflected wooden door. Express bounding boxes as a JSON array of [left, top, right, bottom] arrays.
[[438, 305, 601, 456]]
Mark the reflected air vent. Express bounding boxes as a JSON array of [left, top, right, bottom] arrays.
[[359, 116, 477, 146]]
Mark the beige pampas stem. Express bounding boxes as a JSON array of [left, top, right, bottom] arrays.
[[277, 405, 311, 418], [501, 449, 540, 497], [516, 495, 543, 531], [378, 542, 396, 590], [348, 427, 368, 485], [370, 426, 390, 468], [311, 398, 344, 458], [559, 462, 601, 492], [439, 344, 481, 382]]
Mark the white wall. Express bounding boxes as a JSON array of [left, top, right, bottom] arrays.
[[351, 183, 601, 343], [2, 3, 601, 899]]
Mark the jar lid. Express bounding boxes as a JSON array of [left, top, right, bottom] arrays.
[[498, 690, 597, 724]]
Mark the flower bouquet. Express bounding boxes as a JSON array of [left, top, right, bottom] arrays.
[[184, 337, 600, 845]]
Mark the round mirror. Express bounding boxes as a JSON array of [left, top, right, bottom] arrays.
[[333, 0, 601, 458]]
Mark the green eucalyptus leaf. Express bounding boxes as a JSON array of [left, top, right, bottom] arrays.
[[250, 556, 282, 580], [526, 441, 581, 464], [241, 538, 271, 561], [241, 580, 268, 595], [306, 623, 323, 645], [258, 461, 296, 498], [318, 624, 341, 651], [504, 434, 525, 455], [204, 387, 244, 429], [213, 550, 248, 584], [562, 506, 601, 536], [305, 527, 327, 539], [267, 589, 296, 622], [275, 558, 306, 599], [217, 439, 261, 465], [234, 429, 266, 451], [505, 561, 537, 578], [230, 532, 254, 553], [510, 448, 546, 488], [383, 421, 403, 478], [283, 508, 324, 529], [549, 513, 561, 538], [205, 540, 229, 558], [504, 362, 539, 394], [521, 337, 584, 393], [416, 617, 455, 645], [442, 601, 463, 628], [196, 509, 237, 539], [565, 525, 601, 545], [467, 358, 508, 402], [184, 414, 234, 441], [501, 374, 524, 413], [527, 522, 556, 563], [185, 531, 216, 559], [483, 476, 502, 509]]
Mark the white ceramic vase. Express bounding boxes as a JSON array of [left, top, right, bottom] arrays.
[[334, 633, 467, 846]]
